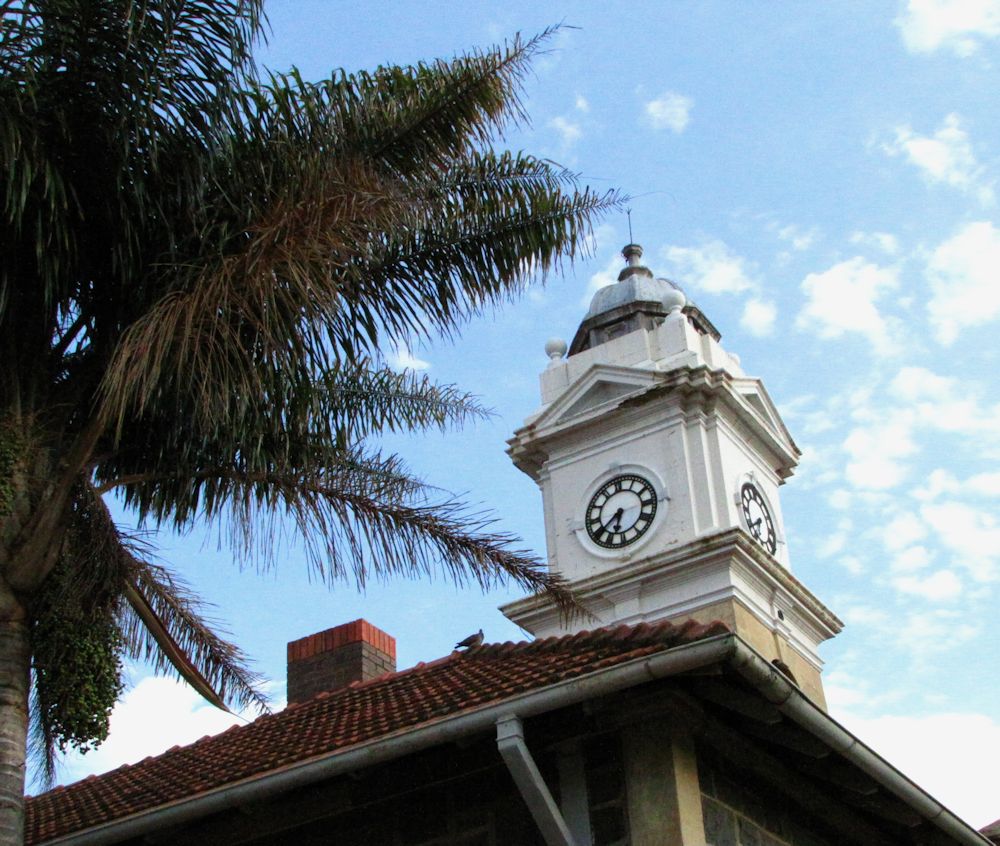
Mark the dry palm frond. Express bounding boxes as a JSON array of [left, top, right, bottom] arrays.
[[98, 30, 621, 435]]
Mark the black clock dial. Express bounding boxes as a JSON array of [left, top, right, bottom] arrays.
[[585, 474, 657, 549], [740, 482, 777, 555]]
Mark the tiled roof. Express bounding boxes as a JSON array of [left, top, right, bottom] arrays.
[[27, 619, 729, 845]]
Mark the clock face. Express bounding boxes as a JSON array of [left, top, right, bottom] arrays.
[[740, 482, 777, 555], [585, 474, 658, 549]]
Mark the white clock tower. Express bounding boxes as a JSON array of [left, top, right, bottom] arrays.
[[501, 244, 841, 707]]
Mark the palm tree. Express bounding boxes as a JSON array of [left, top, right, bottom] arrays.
[[0, 1, 620, 840]]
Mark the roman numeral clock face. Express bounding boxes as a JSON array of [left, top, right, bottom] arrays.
[[740, 482, 777, 555], [585, 474, 657, 549]]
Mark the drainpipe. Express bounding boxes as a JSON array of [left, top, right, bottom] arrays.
[[496, 715, 577, 846]]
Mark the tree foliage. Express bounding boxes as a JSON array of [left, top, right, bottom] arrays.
[[0, 0, 620, 791]]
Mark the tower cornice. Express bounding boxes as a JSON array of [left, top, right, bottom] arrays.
[[508, 364, 800, 483]]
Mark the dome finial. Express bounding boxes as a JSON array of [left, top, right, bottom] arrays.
[[622, 243, 643, 267]]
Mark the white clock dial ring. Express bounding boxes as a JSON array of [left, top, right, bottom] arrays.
[[740, 481, 777, 555], [585, 474, 657, 549]]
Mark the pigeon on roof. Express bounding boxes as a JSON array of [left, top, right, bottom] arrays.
[[454, 629, 484, 650]]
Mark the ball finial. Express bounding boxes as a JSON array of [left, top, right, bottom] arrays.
[[660, 280, 687, 315], [544, 337, 568, 363]]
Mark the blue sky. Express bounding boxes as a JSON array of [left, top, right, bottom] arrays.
[[54, 0, 1000, 830]]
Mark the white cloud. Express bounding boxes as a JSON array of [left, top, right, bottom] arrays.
[[740, 299, 776, 337], [894, 608, 981, 657], [889, 365, 955, 402], [888, 365, 1000, 436], [838, 710, 1000, 828], [56, 675, 264, 787], [882, 114, 994, 205], [881, 512, 927, 551], [913, 469, 959, 501], [779, 395, 842, 436], [896, 0, 1000, 56], [925, 220, 1000, 344], [850, 230, 900, 255], [642, 91, 692, 133], [893, 568, 963, 600], [837, 555, 865, 575], [842, 417, 916, 489], [840, 604, 891, 628], [967, 472, 1000, 495], [387, 342, 430, 371], [548, 115, 582, 147], [574, 94, 590, 113], [891, 545, 933, 573], [775, 224, 817, 251], [921, 501, 1000, 581], [663, 240, 753, 295], [796, 257, 900, 354], [828, 488, 854, 510], [580, 253, 624, 306]]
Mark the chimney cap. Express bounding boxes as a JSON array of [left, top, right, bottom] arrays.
[[287, 618, 397, 663]]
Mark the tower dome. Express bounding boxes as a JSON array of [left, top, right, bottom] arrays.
[[570, 244, 719, 355]]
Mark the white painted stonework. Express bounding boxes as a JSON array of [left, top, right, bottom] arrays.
[[501, 248, 841, 674]]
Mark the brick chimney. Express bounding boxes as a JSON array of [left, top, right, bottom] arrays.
[[286, 619, 396, 705]]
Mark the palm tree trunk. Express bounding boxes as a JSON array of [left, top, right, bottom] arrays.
[[0, 579, 29, 845]]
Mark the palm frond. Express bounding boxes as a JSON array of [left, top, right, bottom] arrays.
[[335, 152, 621, 346], [100, 450, 580, 613], [92, 363, 488, 522], [81, 484, 268, 716], [27, 680, 58, 791], [97, 29, 623, 431], [120, 558, 268, 716], [225, 460, 579, 612], [32, 484, 267, 723]]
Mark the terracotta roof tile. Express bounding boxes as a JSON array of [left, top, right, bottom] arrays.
[[26, 619, 729, 844]]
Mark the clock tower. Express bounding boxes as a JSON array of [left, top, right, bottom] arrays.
[[501, 244, 841, 706]]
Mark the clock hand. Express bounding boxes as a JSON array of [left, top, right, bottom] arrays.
[[749, 517, 762, 535], [604, 508, 624, 532]]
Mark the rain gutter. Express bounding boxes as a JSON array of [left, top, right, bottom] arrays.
[[727, 641, 993, 846]]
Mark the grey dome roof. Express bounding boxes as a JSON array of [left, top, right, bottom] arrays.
[[586, 273, 682, 318], [569, 243, 720, 356], [585, 243, 686, 320]]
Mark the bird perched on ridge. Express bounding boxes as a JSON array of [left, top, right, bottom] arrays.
[[455, 629, 484, 651]]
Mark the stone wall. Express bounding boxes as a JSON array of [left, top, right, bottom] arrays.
[[700, 749, 830, 846]]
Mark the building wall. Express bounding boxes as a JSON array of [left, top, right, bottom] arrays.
[[699, 746, 832, 846], [675, 599, 827, 709]]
